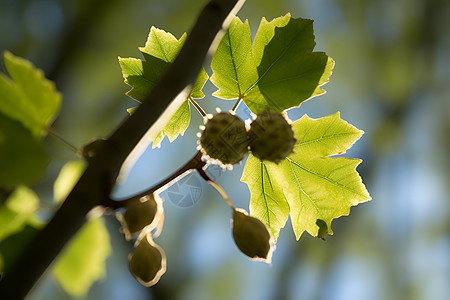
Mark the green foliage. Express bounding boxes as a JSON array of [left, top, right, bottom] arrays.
[[0, 186, 42, 274], [210, 17, 254, 100], [51, 160, 110, 297], [53, 217, 111, 297], [53, 160, 86, 204], [241, 156, 289, 240], [117, 13, 369, 246], [0, 186, 40, 243], [119, 27, 208, 147], [0, 225, 40, 275], [0, 9, 371, 295], [211, 14, 335, 113], [0, 51, 61, 189], [0, 51, 61, 138], [242, 113, 371, 240], [0, 113, 48, 189]]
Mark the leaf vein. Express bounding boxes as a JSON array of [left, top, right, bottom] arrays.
[[287, 159, 319, 223], [154, 32, 170, 62], [244, 23, 310, 96], [298, 132, 358, 146], [260, 162, 272, 226], [286, 157, 366, 198]]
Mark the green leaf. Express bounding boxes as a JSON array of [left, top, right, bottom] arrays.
[[0, 51, 61, 138], [0, 225, 40, 275], [241, 155, 290, 241], [0, 113, 48, 189], [53, 160, 86, 204], [0, 186, 42, 275], [242, 113, 371, 240], [119, 56, 168, 102], [53, 217, 111, 298], [210, 17, 256, 99], [0, 185, 40, 242], [211, 14, 334, 113], [119, 27, 208, 147], [151, 99, 190, 146], [140, 27, 187, 62]]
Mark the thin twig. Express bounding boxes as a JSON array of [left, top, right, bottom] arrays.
[[196, 167, 235, 210], [104, 151, 205, 209], [231, 97, 242, 111], [46, 127, 79, 153], [189, 97, 207, 117]]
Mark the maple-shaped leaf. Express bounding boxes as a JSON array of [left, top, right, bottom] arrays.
[[211, 14, 334, 114], [119, 27, 208, 147], [242, 113, 371, 241]]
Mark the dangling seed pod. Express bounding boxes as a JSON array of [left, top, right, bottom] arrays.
[[231, 208, 274, 263], [248, 110, 296, 163], [199, 112, 249, 166], [117, 194, 161, 241], [128, 233, 166, 287]]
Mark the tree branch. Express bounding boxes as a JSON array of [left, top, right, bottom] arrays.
[[104, 150, 205, 209], [0, 1, 245, 299]]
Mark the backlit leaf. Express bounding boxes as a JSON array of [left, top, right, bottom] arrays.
[[241, 155, 289, 241], [210, 17, 256, 99], [0, 186, 42, 275], [0, 185, 40, 241], [211, 14, 334, 113], [53, 160, 86, 204], [242, 113, 371, 240], [119, 27, 208, 147], [53, 217, 111, 298], [0, 51, 61, 138]]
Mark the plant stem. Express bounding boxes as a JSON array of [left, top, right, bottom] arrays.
[[196, 167, 235, 210], [46, 127, 79, 153], [104, 151, 205, 209], [189, 97, 207, 117], [231, 97, 242, 111]]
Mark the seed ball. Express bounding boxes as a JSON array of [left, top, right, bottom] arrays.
[[128, 234, 166, 287], [248, 110, 296, 163], [199, 112, 249, 165], [232, 208, 274, 262]]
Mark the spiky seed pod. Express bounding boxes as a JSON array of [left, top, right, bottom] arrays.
[[128, 234, 166, 287], [248, 110, 296, 163], [232, 208, 274, 263], [199, 112, 249, 165], [118, 194, 161, 240]]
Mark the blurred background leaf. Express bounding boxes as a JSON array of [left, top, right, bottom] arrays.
[[52, 217, 111, 298], [0, 113, 48, 189], [0, 186, 42, 275]]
